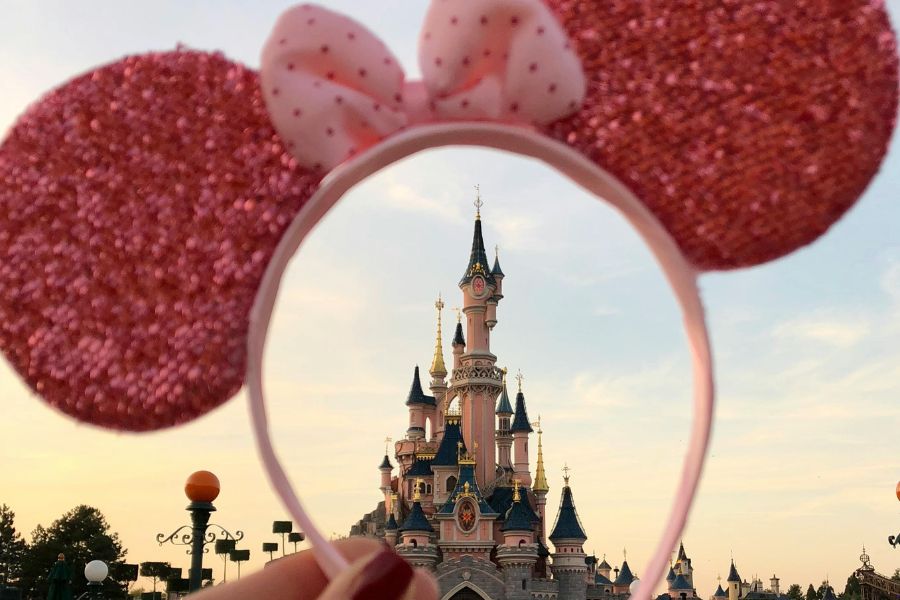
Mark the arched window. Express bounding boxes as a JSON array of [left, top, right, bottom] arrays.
[[447, 475, 458, 493], [411, 539, 418, 548], [426, 484, 432, 495]]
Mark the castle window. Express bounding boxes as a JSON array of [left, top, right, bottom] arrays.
[[522, 579, 527, 590], [426, 484, 432, 495], [447, 475, 457, 492]]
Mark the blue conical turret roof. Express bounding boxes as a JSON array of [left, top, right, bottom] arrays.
[[549, 484, 587, 542], [500, 493, 533, 532], [379, 455, 393, 470], [496, 382, 513, 415], [405, 366, 436, 406], [727, 561, 741, 583], [714, 585, 727, 597], [614, 561, 635, 586], [667, 567, 677, 583], [385, 513, 398, 531], [460, 214, 495, 286], [432, 417, 466, 466], [671, 574, 692, 591], [399, 500, 433, 533], [439, 462, 495, 515], [491, 254, 504, 277], [453, 321, 465, 346], [511, 390, 533, 433]]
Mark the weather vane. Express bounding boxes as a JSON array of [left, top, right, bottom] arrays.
[[562, 462, 570, 485], [384, 436, 392, 454], [453, 306, 462, 323], [474, 184, 483, 217], [516, 369, 524, 392]]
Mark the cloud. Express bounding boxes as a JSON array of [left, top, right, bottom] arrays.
[[381, 177, 465, 224], [771, 312, 871, 348]]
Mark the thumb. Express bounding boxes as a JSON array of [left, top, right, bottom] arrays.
[[319, 548, 439, 600]]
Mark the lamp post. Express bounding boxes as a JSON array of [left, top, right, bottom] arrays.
[[84, 560, 108, 599], [157, 471, 244, 593], [890, 480, 900, 548]]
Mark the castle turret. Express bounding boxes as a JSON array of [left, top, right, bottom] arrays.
[[676, 541, 694, 589], [511, 373, 534, 487], [770, 575, 780, 595], [498, 480, 538, 600], [727, 560, 742, 600], [378, 452, 393, 516], [397, 480, 439, 570], [532, 417, 550, 544], [384, 513, 399, 547], [455, 196, 503, 487], [496, 372, 514, 472], [550, 467, 587, 600], [405, 366, 435, 440]]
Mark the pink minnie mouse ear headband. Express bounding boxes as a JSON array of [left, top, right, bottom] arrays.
[[0, 0, 896, 594]]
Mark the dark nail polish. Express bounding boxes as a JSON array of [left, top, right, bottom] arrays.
[[352, 550, 414, 600]]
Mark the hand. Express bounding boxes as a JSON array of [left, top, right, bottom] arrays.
[[195, 538, 438, 600]]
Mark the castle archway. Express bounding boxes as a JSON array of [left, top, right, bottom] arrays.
[[442, 582, 492, 600]]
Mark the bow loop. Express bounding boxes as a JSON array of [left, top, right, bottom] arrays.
[[261, 1, 586, 171], [261, 5, 408, 170], [419, 0, 586, 124]]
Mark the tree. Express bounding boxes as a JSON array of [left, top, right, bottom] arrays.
[[138, 562, 171, 594], [892, 569, 900, 582], [807, 584, 819, 600], [787, 584, 804, 600], [19, 505, 127, 599], [841, 574, 861, 600], [0, 504, 27, 586]]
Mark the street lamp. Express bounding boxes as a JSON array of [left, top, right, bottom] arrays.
[[84, 560, 108, 599], [157, 471, 244, 593]]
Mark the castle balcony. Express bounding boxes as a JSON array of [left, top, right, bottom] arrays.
[[451, 363, 504, 390]]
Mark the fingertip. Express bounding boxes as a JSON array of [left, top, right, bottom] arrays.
[[408, 568, 439, 600]]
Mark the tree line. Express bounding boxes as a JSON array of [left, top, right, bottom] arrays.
[[0, 503, 128, 599]]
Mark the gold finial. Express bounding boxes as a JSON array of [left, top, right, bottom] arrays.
[[562, 463, 571, 486], [501, 367, 508, 382], [495, 244, 499, 261], [515, 370, 524, 393], [452, 306, 462, 323], [533, 415, 549, 493], [413, 478, 423, 502], [384, 436, 392, 455], [474, 184, 483, 219], [430, 294, 447, 375], [513, 479, 521, 502]]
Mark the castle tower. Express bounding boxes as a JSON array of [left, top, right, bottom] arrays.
[[550, 467, 588, 600], [378, 449, 393, 516], [429, 295, 448, 438], [511, 373, 534, 487], [727, 560, 742, 600], [677, 541, 694, 589], [711, 578, 728, 600], [532, 417, 550, 544], [384, 513, 399, 547], [770, 575, 780, 595], [405, 366, 435, 440], [454, 194, 503, 487], [397, 479, 439, 570], [498, 480, 539, 600], [613, 556, 635, 595], [496, 372, 514, 471], [597, 556, 613, 582]]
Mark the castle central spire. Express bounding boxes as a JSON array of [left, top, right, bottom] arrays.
[[430, 294, 447, 377]]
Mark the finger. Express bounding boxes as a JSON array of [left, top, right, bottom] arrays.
[[318, 549, 438, 600], [194, 538, 382, 600]]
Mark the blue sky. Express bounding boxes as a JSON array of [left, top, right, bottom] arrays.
[[1, 1, 898, 596]]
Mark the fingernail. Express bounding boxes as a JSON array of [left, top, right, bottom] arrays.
[[351, 550, 413, 600]]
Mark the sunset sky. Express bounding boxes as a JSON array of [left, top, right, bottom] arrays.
[[1, 1, 899, 596]]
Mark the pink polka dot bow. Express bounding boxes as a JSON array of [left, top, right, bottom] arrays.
[[261, 1, 586, 171]]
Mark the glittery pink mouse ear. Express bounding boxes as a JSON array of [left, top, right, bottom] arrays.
[[0, 50, 319, 430]]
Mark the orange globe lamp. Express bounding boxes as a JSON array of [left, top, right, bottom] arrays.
[[896, 480, 900, 502], [185, 470, 220, 503]]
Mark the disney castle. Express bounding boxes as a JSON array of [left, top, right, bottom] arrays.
[[349, 199, 780, 600]]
